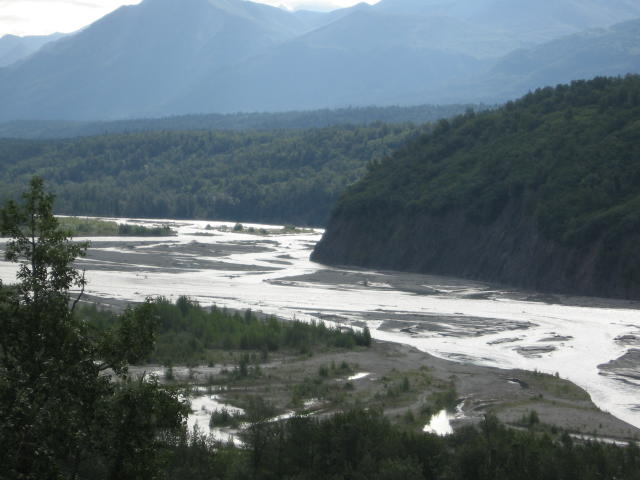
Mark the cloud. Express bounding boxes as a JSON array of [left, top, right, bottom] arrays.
[[0, 0, 141, 36], [256, 0, 379, 11], [0, 0, 379, 37]]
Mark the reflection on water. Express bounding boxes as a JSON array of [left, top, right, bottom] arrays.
[[423, 401, 466, 436], [423, 410, 454, 436], [1, 216, 640, 429]]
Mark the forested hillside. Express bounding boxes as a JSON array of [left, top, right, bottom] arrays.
[[313, 76, 640, 299], [0, 124, 420, 225]]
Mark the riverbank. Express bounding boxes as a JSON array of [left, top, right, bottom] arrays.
[[121, 319, 639, 442], [3, 216, 639, 432]]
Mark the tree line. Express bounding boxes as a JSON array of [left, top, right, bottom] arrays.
[[0, 124, 423, 226], [0, 178, 187, 479], [80, 296, 372, 365], [0, 103, 484, 139], [168, 409, 640, 480]]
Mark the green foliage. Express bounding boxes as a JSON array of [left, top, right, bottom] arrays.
[[0, 124, 422, 226], [427, 382, 459, 412], [242, 396, 278, 424], [401, 376, 411, 392], [1, 177, 88, 297], [95, 300, 160, 374], [164, 409, 640, 480], [0, 178, 188, 479], [116, 223, 175, 236], [98, 377, 185, 480], [77, 297, 372, 365], [385, 375, 415, 399], [362, 326, 372, 347], [336, 76, 640, 246], [58, 216, 120, 235], [523, 410, 541, 428], [292, 375, 329, 403], [209, 408, 243, 429], [55, 216, 175, 236]]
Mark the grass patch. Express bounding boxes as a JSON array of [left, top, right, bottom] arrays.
[[209, 223, 316, 236], [521, 370, 590, 402]]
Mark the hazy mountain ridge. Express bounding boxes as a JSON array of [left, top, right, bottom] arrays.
[[0, 0, 639, 121], [0, 104, 484, 140], [0, 0, 319, 120], [488, 19, 640, 93], [375, 0, 640, 38], [0, 32, 66, 67]]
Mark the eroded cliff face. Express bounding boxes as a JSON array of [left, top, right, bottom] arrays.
[[312, 199, 640, 300]]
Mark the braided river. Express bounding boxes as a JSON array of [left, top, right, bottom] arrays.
[[1, 216, 639, 430]]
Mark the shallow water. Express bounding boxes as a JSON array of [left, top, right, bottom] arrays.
[[423, 401, 466, 436], [423, 410, 454, 436], [187, 394, 244, 445], [1, 216, 639, 429]]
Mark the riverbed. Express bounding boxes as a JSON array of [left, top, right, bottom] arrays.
[[1, 216, 639, 429]]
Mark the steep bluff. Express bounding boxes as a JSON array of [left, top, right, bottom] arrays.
[[312, 76, 640, 299], [313, 200, 640, 299]]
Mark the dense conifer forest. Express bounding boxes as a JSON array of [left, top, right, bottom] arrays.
[[330, 76, 640, 245], [166, 410, 640, 480], [0, 124, 421, 225]]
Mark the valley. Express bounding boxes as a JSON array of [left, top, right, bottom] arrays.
[[2, 215, 639, 436], [2, 1, 640, 477]]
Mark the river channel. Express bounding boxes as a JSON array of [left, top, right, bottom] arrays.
[[1, 216, 639, 430]]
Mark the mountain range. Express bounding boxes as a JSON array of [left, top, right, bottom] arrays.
[[0, 0, 639, 121]]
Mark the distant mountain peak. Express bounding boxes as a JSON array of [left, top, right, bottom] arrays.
[[0, 0, 638, 120]]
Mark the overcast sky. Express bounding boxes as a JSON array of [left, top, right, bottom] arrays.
[[0, 0, 380, 37]]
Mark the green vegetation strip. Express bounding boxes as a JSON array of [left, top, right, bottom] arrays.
[[57, 216, 175, 236], [79, 296, 372, 365]]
